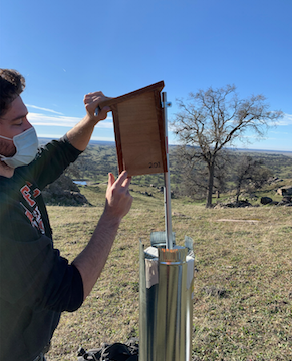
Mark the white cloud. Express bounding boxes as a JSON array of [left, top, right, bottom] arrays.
[[270, 130, 289, 135], [275, 113, 292, 126], [90, 135, 115, 141], [26, 104, 64, 115], [37, 133, 64, 138], [27, 112, 113, 128], [36, 133, 115, 142]]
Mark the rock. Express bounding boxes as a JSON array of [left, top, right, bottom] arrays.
[[203, 286, 227, 298], [260, 196, 273, 205], [63, 191, 89, 205], [277, 186, 292, 196], [214, 200, 252, 209], [214, 203, 233, 209], [236, 200, 252, 207], [277, 196, 292, 206], [268, 177, 284, 185], [43, 174, 89, 206], [140, 191, 153, 197], [46, 174, 80, 195]]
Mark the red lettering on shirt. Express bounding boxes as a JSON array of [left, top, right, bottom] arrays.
[[20, 203, 45, 234], [24, 208, 34, 222], [33, 206, 45, 234], [19, 183, 45, 235], [20, 203, 40, 230], [33, 188, 41, 198], [21, 185, 36, 207]]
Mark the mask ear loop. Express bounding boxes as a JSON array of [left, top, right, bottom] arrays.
[[0, 135, 14, 160], [0, 134, 13, 141]]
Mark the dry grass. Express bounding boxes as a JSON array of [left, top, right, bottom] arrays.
[[46, 184, 292, 360]]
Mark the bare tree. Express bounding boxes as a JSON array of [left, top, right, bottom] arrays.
[[233, 155, 273, 202], [176, 146, 230, 200], [172, 85, 283, 208], [213, 150, 231, 198]]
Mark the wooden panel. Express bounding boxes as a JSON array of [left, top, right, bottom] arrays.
[[99, 81, 165, 109], [117, 93, 161, 143], [102, 81, 167, 177]]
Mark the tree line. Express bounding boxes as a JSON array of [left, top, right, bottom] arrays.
[[174, 150, 274, 203]]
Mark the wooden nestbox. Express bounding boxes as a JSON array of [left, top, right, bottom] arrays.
[[99, 81, 167, 177]]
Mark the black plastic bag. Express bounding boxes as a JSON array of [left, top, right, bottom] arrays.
[[77, 339, 138, 361]]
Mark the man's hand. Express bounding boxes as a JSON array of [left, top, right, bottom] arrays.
[[103, 171, 133, 222], [66, 91, 111, 151], [83, 91, 111, 125]]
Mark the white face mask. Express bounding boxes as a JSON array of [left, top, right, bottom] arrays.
[[0, 127, 39, 169]]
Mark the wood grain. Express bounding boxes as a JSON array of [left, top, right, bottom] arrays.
[[103, 81, 167, 177]]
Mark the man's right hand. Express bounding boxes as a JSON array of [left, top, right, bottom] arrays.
[[103, 171, 133, 222]]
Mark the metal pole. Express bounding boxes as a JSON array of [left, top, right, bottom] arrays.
[[162, 92, 173, 250]]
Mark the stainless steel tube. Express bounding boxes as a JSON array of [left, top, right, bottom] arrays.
[[139, 242, 194, 361]]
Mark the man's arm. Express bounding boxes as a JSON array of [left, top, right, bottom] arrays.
[[72, 171, 133, 300], [66, 92, 111, 151]]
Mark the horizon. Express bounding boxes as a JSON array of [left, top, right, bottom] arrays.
[[38, 136, 292, 155]]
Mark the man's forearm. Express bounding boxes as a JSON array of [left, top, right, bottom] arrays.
[[66, 92, 110, 151], [72, 212, 121, 300], [66, 114, 95, 151], [72, 172, 133, 301]]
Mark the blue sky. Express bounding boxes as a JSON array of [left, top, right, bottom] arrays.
[[1, 0, 291, 151]]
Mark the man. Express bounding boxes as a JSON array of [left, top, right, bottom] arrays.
[[0, 69, 133, 360]]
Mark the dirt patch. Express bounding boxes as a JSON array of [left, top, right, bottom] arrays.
[[216, 219, 260, 223]]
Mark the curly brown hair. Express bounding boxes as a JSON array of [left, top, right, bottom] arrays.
[[0, 69, 25, 117]]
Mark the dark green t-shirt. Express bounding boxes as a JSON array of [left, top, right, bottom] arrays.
[[0, 136, 84, 360]]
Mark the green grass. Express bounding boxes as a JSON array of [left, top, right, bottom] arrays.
[[46, 184, 292, 360]]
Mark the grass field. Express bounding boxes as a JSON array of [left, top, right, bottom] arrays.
[[46, 183, 292, 361]]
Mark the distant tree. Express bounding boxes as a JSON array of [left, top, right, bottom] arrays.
[[233, 155, 273, 202], [213, 151, 231, 198], [175, 147, 231, 200], [175, 146, 208, 199], [64, 151, 87, 180], [172, 85, 283, 208]]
